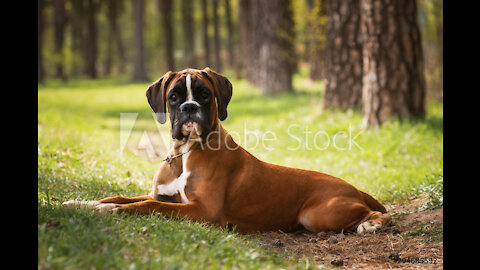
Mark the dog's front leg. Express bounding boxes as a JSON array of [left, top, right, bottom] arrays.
[[101, 200, 215, 223], [99, 195, 153, 204], [63, 195, 153, 209], [63, 194, 183, 211]]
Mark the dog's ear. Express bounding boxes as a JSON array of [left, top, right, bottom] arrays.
[[146, 71, 177, 124], [201, 67, 232, 121]]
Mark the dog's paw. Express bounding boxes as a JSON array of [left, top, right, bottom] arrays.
[[357, 220, 382, 234], [62, 200, 101, 209], [95, 203, 120, 214]]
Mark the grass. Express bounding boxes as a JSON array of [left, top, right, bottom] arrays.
[[406, 222, 443, 243], [39, 208, 294, 269], [38, 72, 443, 269], [416, 175, 443, 211]]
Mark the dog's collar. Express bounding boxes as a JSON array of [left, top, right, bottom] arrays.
[[163, 137, 216, 164]]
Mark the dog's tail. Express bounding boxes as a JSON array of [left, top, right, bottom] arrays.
[[360, 191, 387, 213]]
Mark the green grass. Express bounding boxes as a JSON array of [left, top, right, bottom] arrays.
[[39, 208, 294, 269], [38, 73, 443, 269], [405, 222, 443, 243]]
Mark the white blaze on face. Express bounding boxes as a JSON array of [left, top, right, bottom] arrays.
[[183, 74, 200, 107], [186, 74, 193, 102]]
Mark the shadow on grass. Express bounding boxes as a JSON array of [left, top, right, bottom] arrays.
[[404, 114, 443, 135], [424, 115, 443, 133]]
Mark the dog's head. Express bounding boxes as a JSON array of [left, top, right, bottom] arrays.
[[146, 67, 232, 140]]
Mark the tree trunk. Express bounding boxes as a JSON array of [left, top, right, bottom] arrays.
[[38, 0, 45, 83], [212, 0, 222, 72], [306, 0, 326, 80], [249, 0, 295, 94], [69, 0, 86, 77], [434, 0, 442, 98], [181, 0, 197, 68], [323, 0, 363, 110], [132, 0, 148, 81], [158, 0, 174, 71], [201, 0, 211, 68], [106, 0, 126, 75], [53, 0, 67, 80], [238, 0, 252, 80], [361, 0, 426, 127], [114, 1, 127, 74], [85, 0, 98, 79], [224, 0, 234, 68], [104, 1, 114, 76]]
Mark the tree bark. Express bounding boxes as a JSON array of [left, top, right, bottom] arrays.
[[323, 0, 363, 110], [224, 0, 234, 68], [38, 0, 45, 83], [85, 0, 98, 79], [248, 0, 295, 93], [361, 0, 426, 127], [158, 0, 175, 71], [306, 0, 326, 80], [212, 0, 222, 72], [105, 0, 126, 75], [53, 0, 67, 80], [132, 0, 148, 81], [69, 0, 86, 77], [238, 0, 252, 80], [434, 0, 442, 98], [115, 3, 127, 74], [181, 0, 197, 68], [104, 0, 114, 76], [201, 0, 211, 68]]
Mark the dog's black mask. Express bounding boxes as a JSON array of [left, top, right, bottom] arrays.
[[168, 74, 213, 140], [146, 68, 232, 141]]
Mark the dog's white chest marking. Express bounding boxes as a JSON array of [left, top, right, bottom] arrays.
[[156, 145, 191, 204]]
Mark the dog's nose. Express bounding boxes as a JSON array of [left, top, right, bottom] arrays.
[[180, 102, 199, 114]]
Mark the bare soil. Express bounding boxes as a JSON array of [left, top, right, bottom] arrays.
[[255, 196, 443, 269]]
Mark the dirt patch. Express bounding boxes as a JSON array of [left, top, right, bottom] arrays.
[[254, 196, 443, 269]]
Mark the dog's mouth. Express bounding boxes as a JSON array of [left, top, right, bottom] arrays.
[[181, 120, 202, 138]]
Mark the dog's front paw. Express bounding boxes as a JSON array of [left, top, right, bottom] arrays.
[[62, 200, 101, 209], [94, 203, 120, 214]]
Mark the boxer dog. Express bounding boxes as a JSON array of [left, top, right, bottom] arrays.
[[64, 67, 391, 234]]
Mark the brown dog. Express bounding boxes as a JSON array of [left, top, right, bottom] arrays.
[[63, 67, 391, 234]]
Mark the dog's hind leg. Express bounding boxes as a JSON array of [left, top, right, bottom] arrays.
[[356, 211, 391, 234], [298, 196, 390, 233]]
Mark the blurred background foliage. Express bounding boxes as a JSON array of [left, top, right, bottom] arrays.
[[38, 0, 442, 107], [38, 0, 444, 203]]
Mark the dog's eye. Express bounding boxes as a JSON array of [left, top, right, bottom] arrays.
[[201, 91, 210, 100], [170, 94, 178, 102]]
